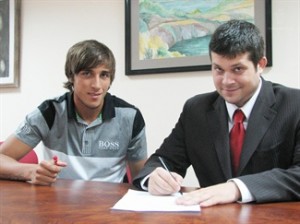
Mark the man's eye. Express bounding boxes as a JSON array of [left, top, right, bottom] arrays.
[[214, 67, 223, 73], [233, 67, 244, 73], [101, 72, 111, 78], [80, 71, 90, 76]]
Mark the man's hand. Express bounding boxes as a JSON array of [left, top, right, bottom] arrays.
[[28, 158, 67, 185], [148, 167, 183, 195], [176, 182, 241, 207]]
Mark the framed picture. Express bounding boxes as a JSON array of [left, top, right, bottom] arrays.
[[125, 0, 272, 75], [0, 0, 20, 87]]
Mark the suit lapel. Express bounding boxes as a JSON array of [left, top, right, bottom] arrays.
[[237, 80, 277, 175], [207, 97, 232, 180]]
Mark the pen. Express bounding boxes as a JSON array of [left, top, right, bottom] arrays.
[[53, 155, 58, 165], [158, 156, 182, 195], [53, 155, 67, 167]]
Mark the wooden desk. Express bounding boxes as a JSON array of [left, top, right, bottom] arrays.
[[0, 179, 299, 224]]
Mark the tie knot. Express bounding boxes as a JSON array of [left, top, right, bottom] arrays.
[[233, 109, 245, 123]]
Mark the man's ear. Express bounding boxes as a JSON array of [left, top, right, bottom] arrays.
[[68, 78, 74, 85], [257, 56, 268, 73]]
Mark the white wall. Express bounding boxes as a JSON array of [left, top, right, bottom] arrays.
[[0, 0, 299, 186]]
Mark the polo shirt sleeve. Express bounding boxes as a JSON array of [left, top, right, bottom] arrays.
[[126, 109, 148, 161], [14, 109, 50, 148]]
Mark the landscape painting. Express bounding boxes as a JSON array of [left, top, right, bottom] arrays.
[[125, 0, 271, 75], [139, 0, 254, 60]]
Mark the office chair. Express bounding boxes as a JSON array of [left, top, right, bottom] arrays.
[[123, 165, 133, 184], [18, 150, 38, 164]]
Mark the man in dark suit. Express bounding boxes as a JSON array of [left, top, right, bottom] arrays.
[[133, 20, 300, 207]]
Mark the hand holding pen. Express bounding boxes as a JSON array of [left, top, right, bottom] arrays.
[[26, 156, 67, 185], [155, 156, 183, 195]]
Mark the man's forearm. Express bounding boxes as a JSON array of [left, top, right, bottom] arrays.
[[0, 155, 32, 181]]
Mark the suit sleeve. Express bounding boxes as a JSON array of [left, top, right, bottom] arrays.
[[133, 101, 192, 190], [238, 106, 300, 202]]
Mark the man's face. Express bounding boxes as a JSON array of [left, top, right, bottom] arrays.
[[72, 64, 112, 117], [211, 52, 267, 107]]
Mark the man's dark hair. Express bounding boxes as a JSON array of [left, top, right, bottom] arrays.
[[209, 20, 265, 66]]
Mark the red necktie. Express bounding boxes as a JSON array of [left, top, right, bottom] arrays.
[[230, 109, 245, 175]]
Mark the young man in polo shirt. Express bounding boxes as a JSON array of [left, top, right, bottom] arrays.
[[0, 40, 147, 185]]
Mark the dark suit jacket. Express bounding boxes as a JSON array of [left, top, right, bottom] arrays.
[[133, 79, 300, 203]]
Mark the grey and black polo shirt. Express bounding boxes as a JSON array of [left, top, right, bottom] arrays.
[[15, 92, 147, 182]]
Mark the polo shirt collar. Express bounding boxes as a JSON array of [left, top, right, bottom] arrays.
[[66, 92, 116, 121]]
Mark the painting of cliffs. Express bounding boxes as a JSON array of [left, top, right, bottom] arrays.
[[138, 0, 254, 60]]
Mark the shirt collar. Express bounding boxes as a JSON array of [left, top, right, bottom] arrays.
[[67, 92, 115, 122], [226, 78, 262, 122]]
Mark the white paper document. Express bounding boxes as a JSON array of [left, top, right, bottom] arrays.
[[111, 189, 201, 212]]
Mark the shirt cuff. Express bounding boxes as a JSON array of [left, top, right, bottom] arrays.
[[140, 174, 151, 191], [228, 178, 255, 203]]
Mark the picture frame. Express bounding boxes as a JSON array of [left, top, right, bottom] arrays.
[[125, 0, 272, 75], [0, 0, 21, 87]]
